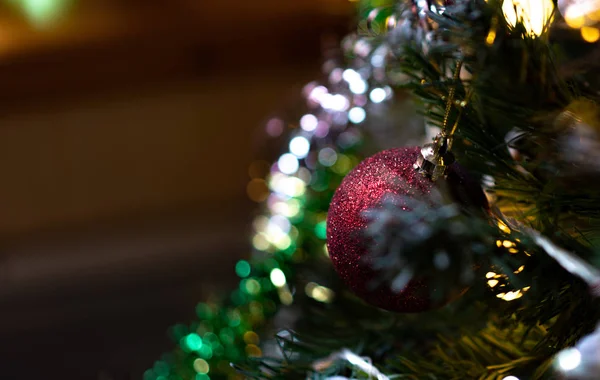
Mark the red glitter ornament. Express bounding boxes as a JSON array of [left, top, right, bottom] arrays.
[[326, 146, 488, 312]]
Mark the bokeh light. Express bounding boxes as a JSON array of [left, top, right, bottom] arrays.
[[277, 153, 299, 174], [300, 114, 318, 131], [193, 359, 210, 374], [289, 136, 311, 158], [265, 118, 284, 137], [235, 260, 251, 278], [369, 88, 386, 103], [557, 347, 581, 371], [348, 107, 366, 124], [270, 268, 286, 287]]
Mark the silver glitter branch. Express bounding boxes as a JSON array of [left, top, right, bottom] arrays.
[[312, 348, 390, 380]]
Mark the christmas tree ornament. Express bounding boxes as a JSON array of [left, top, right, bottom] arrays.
[[326, 60, 489, 312], [326, 144, 488, 312]]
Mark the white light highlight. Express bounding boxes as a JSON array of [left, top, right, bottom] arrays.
[[371, 54, 385, 67], [349, 80, 368, 95], [348, 107, 366, 124], [557, 348, 581, 371], [268, 215, 291, 234], [342, 69, 361, 83], [300, 114, 318, 132], [343, 69, 368, 94], [369, 88, 387, 103], [277, 153, 299, 174], [322, 94, 349, 112], [269, 173, 306, 197], [270, 268, 287, 287], [502, 376, 520, 380], [289, 136, 310, 158]]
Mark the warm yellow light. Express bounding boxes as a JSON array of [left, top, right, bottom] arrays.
[[252, 233, 270, 251], [496, 286, 531, 301], [488, 279, 500, 287], [514, 265, 525, 273], [503, 240, 515, 248], [502, 0, 555, 36], [486, 271, 497, 279], [498, 221, 511, 234], [243, 331, 260, 345], [565, 7, 587, 28], [581, 26, 600, 42], [497, 290, 524, 301], [245, 344, 262, 357], [279, 288, 293, 305]]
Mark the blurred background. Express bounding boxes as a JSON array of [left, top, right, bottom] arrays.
[[0, 1, 352, 378]]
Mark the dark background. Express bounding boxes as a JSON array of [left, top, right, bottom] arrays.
[[0, 1, 352, 378]]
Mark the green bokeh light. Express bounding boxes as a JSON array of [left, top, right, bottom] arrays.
[[225, 346, 241, 361], [153, 360, 170, 377], [213, 343, 225, 357], [182, 333, 203, 352], [235, 260, 251, 278], [195, 303, 213, 320], [219, 327, 235, 345], [203, 332, 218, 343], [227, 309, 241, 327], [231, 289, 247, 305], [171, 324, 189, 341], [243, 278, 261, 295], [195, 374, 210, 380], [143, 369, 155, 380], [198, 344, 213, 359], [315, 221, 327, 240]]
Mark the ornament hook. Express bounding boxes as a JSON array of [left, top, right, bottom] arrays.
[[415, 60, 468, 180]]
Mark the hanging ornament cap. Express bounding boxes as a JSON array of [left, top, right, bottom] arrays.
[[414, 133, 455, 180]]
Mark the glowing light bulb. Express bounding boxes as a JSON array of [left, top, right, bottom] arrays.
[[502, 0, 554, 36]]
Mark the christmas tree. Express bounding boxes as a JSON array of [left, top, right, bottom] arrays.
[[146, 0, 600, 379]]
